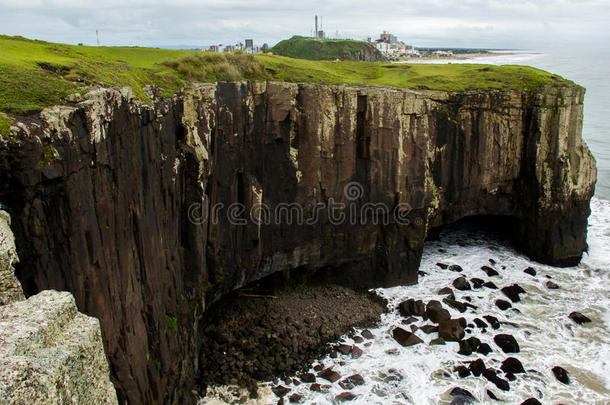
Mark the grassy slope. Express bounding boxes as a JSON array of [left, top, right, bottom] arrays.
[[271, 35, 382, 61], [0, 35, 572, 124]]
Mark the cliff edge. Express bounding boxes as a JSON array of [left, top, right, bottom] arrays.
[[0, 81, 596, 404]]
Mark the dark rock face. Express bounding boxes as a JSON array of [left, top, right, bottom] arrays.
[[0, 82, 596, 404], [521, 399, 542, 405]]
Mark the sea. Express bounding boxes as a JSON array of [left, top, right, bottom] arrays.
[[260, 52, 610, 405]]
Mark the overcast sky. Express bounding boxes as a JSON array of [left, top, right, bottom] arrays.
[[1, 0, 609, 50]]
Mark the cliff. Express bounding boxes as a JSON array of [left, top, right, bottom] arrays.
[[0, 81, 596, 404], [0, 210, 117, 404]]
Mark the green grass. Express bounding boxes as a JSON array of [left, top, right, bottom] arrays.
[[271, 35, 383, 61], [0, 112, 14, 138], [0, 34, 573, 120]]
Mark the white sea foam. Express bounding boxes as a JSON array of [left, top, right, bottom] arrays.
[[271, 197, 610, 405]]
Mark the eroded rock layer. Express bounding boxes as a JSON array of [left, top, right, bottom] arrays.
[[0, 81, 596, 404]]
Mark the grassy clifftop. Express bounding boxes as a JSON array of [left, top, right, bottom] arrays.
[[271, 35, 384, 61], [0, 35, 572, 122]]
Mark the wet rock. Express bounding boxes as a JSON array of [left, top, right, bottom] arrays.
[[454, 366, 471, 378], [272, 385, 291, 397], [448, 387, 476, 404], [469, 358, 485, 376], [361, 329, 374, 339], [458, 337, 481, 355], [438, 319, 465, 342], [473, 318, 488, 329], [501, 357, 525, 374], [339, 374, 365, 389], [289, 393, 303, 403], [449, 265, 464, 272], [568, 311, 592, 325], [398, 299, 426, 317], [483, 315, 501, 330], [489, 259, 496, 265], [476, 343, 492, 355], [453, 277, 472, 291], [353, 336, 364, 343], [392, 327, 424, 346], [351, 346, 363, 359], [521, 398, 542, 405], [429, 338, 446, 345], [505, 372, 516, 381], [337, 344, 352, 355], [483, 281, 498, 289], [523, 267, 537, 276], [278, 398, 284, 405], [426, 300, 451, 323], [418, 271, 428, 277], [495, 299, 512, 311], [483, 368, 510, 391], [421, 324, 439, 334], [317, 368, 341, 383], [487, 389, 498, 400], [471, 278, 485, 289], [313, 363, 324, 371], [444, 298, 465, 311], [552, 366, 570, 384], [438, 287, 456, 300], [310, 383, 330, 393], [494, 334, 520, 353], [437, 263, 449, 269], [402, 316, 418, 325], [481, 266, 499, 277], [335, 392, 357, 402], [546, 281, 560, 289], [300, 373, 316, 383], [501, 284, 526, 303]]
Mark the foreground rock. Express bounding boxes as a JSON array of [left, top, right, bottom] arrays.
[[0, 291, 118, 404], [0, 211, 117, 404], [0, 81, 596, 403]]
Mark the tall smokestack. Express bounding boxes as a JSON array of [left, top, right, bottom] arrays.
[[315, 15, 318, 39]]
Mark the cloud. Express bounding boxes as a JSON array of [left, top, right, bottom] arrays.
[[0, 0, 608, 49]]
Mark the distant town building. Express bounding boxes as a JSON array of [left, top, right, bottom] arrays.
[[373, 31, 420, 58], [245, 39, 253, 50]]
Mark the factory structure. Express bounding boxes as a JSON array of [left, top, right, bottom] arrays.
[[370, 31, 421, 58], [203, 39, 268, 54]]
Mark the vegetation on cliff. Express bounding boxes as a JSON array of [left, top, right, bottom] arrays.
[[0, 35, 572, 121], [271, 35, 385, 61]]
